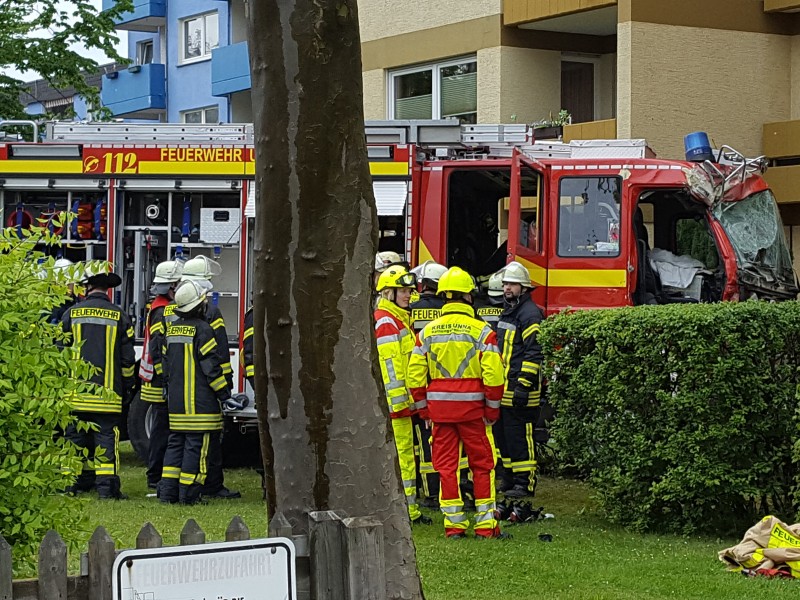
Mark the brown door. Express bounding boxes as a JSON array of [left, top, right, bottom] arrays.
[[561, 61, 594, 124]]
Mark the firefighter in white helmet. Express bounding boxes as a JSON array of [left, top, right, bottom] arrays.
[[495, 261, 544, 499], [139, 260, 183, 489], [159, 280, 236, 504], [374, 265, 432, 526], [49, 257, 80, 324], [178, 256, 240, 499]]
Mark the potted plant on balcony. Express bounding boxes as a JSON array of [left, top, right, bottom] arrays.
[[533, 109, 572, 140]]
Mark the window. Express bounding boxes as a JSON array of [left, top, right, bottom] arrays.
[[181, 106, 220, 124], [389, 58, 477, 124], [136, 40, 154, 65], [180, 12, 219, 63], [558, 177, 621, 257]]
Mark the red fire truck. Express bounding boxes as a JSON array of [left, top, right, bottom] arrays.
[[1, 120, 795, 462]]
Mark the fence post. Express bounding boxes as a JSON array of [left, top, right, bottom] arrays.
[[0, 535, 11, 600], [180, 519, 206, 546], [268, 512, 292, 538], [309, 511, 346, 600], [88, 526, 115, 600], [341, 517, 386, 600], [136, 523, 163, 549], [38, 530, 67, 600], [225, 516, 250, 542]]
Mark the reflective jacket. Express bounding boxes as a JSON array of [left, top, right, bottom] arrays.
[[140, 296, 173, 403], [374, 298, 416, 418], [497, 292, 544, 407], [473, 295, 503, 332], [409, 293, 444, 335], [62, 292, 136, 413], [207, 304, 233, 388], [162, 316, 231, 432], [407, 302, 504, 423], [242, 307, 254, 386]]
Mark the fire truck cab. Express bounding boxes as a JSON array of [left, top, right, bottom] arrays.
[[368, 120, 798, 311]]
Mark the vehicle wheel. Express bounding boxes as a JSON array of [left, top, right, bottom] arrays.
[[127, 392, 152, 464]]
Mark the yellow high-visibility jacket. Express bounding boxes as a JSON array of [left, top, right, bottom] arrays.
[[374, 298, 416, 418], [407, 302, 505, 423]]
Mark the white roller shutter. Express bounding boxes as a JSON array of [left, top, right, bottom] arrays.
[[244, 180, 406, 218], [374, 180, 407, 216]]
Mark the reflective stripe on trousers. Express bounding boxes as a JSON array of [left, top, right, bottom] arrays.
[[391, 416, 421, 521]]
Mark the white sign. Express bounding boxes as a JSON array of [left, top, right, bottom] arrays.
[[112, 538, 296, 600]]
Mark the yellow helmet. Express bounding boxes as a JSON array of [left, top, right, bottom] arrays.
[[437, 267, 475, 297], [376, 266, 417, 291]]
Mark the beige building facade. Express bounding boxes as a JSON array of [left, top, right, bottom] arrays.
[[358, 0, 800, 265]]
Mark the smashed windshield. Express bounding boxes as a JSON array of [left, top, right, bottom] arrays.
[[714, 190, 794, 281]]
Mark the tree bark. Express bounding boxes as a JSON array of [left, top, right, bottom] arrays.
[[247, 2, 424, 598]]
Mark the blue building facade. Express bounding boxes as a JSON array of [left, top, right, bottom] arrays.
[[102, 0, 252, 123]]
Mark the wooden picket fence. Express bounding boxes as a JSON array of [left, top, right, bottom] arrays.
[[0, 511, 387, 600]]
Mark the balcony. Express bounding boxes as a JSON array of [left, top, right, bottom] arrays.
[[504, 0, 617, 33], [211, 42, 251, 96], [764, 1, 800, 12], [101, 64, 166, 120], [102, 0, 165, 32], [763, 119, 800, 204], [563, 118, 616, 143]]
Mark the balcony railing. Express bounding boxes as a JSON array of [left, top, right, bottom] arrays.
[[211, 42, 251, 97], [763, 119, 800, 203], [562, 118, 616, 143], [504, 0, 617, 26], [102, 0, 165, 32], [101, 63, 166, 120]]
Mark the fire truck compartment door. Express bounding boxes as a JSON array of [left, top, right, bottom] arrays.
[[0, 178, 108, 190], [117, 179, 240, 191], [242, 180, 406, 218], [373, 180, 407, 216]]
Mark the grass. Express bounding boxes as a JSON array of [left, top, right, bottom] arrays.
[[72, 443, 798, 599]]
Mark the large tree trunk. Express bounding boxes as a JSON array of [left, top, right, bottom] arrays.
[[247, 2, 424, 598]]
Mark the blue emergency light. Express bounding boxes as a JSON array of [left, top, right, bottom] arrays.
[[684, 131, 714, 162]]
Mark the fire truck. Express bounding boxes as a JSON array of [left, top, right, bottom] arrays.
[[1, 119, 795, 463]]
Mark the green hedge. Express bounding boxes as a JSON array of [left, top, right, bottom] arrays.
[[538, 302, 800, 534]]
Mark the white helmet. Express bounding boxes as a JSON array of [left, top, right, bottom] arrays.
[[54, 258, 73, 270], [411, 260, 448, 289], [174, 280, 209, 313], [181, 255, 222, 281], [374, 251, 403, 273], [153, 260, 183, 283], [487, 270, 505, 297], [501, 261, 532, 288]]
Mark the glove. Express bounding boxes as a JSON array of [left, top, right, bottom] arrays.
[[512, 386, 530, 409], [222, 396, 248, 411]]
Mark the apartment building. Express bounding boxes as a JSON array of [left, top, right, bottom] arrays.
[[102, 0, 800, 252]]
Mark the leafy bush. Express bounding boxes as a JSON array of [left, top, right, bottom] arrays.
[[0, 226, 104, 576], [539, 302, 800, 534]]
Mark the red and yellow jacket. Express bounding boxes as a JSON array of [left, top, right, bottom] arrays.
[[407, 303, 504, 423], [374, 298, 417, 418]]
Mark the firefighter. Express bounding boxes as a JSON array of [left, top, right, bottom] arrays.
[[49, 258, 80, 324], [62, 264, 136, 499], [374, 265, 431, 525], [496, 261, 544, 498], [139, 260, 183, 489], [242, 306, 254, 389], [407, 267, 508, 539], [474, 270, 505, 332], [408, 260, 448, 509], [159, 280, 236, 505], [179, 256, 240, 499]]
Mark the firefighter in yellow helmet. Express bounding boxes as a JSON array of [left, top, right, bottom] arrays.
[[407, 267, 508, 539], [374, 265, 432, 525]]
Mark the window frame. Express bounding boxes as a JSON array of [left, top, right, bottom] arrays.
[[181, 106, 220, 124], [387, 56, 477, 122], [178, 11, 219, 65], [136, 39, 154, 65]]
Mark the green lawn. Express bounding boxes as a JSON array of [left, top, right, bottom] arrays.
[[75, 443, 797, 599]]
